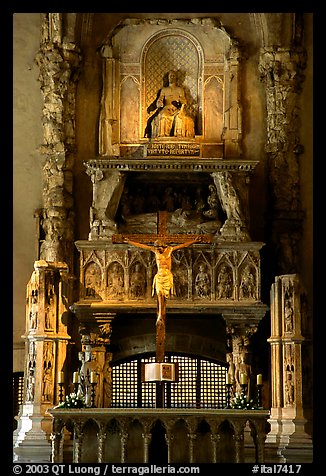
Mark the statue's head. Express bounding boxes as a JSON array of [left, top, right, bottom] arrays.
[[154, 239, 166, 249], [168, 70, 177, 83]]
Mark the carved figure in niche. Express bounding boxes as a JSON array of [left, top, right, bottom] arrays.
[[45, 283, 55, 330], [85, 263, 102, 298], [284, 345, 295, 405], [130, 263, 146, 298], [203, 184, 221, 220], [145, 70, 195, 138], [235, 349, 251, 397], [42, 342, 53, 402], [26, 341, 36, 401], [195, 263, 211, 298], [216, 265, 234, 300], [29, 290, 38, 329], [42, 365, 52, 402], [285, 364, 295, 405], [284, 295, 294, 333], [239, 265, 256, 300], [26, 367, 35, 402], [173, 264, 189, 298], [107, 263, 124, 299], [226, 352, 236, 396], [79, 350, 101, 406]]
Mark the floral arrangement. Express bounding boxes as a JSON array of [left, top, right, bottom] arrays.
[[230, 392, 259, 410], [54, 393, 87, 409]]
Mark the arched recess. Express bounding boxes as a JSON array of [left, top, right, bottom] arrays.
[[141, 29, 204, 136]]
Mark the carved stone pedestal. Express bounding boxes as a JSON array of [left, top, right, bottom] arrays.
[[13, 261, 71, 462], [265, 274, 312, 463]]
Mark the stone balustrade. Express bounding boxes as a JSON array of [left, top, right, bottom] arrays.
[[48, 408, 270, 464]]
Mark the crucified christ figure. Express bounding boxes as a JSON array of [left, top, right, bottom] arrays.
[[122, 236, 201, 362]]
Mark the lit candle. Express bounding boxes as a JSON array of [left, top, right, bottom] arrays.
[[57, 371, 64, 384], [257, 374, 263, 385], [90, 371, 97, 384], [73, 372, 79, 384], [240, 373, 247, 385], [226, 374, 231, 385]]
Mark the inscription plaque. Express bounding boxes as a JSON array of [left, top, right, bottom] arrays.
[[146, 142, 200, 157]]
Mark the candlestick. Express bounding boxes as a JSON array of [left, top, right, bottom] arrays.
[[240, 373, 247, 385], [90, 383, 97, 407], [90, 371, 97, 384], [73, 371, 79, 384], [225, 377, 232, 409], [57, 371, 64, 384], [58, 382, 64, 403], [256, 374, 263, 408]]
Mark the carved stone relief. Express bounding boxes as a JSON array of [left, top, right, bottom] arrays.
[[77, 245, 263, 305], [98, 17, 242, 157], [268, 274, 311, 425], [259, 45, 307, 276], [36, 13, 81, 270]]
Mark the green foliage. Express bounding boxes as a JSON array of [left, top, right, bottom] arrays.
[[231, 392, 259, 410], [54, 392, 87, 409]]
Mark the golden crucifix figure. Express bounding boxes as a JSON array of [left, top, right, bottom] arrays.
[[112, 211, 213, 362]]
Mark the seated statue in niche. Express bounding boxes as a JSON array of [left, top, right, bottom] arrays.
[[145, 70, 195, 139]]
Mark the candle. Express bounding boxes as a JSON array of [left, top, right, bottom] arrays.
[[90, 371, 97, 384], [73, 371, 79, 384], [57, 371, 64, 384], [240, 373, 247, 385], [226, 374, 231, 385], [257, 374, 263, 385]]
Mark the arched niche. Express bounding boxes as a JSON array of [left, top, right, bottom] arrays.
[[98, 17, 243, 157]]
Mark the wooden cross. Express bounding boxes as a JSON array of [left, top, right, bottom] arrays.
[[112, 211, 213, 363]]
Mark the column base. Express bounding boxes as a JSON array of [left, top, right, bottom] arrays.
[[265, 415, 313, 463], [13, 405, 52, 463]]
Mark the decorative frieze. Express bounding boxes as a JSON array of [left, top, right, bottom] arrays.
[[75, 242, 264, 305]]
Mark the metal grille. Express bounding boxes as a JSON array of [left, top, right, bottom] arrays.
[[170, 355, 198, 408], [111, 354, 227, 409], [111, 360, 138, 407], [200, 359, 227, 409], [141, 355, 156, 408]]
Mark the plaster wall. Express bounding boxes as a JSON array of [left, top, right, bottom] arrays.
[[13, 13, 43, 371]]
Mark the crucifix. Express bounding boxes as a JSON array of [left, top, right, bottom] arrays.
[[112, 211, 213, 364]]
